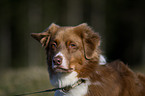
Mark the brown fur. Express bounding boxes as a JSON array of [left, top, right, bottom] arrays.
[[31, 23, 145, 96]]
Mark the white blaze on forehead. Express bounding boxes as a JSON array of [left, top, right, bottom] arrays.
[[52, 52, 68, 69]]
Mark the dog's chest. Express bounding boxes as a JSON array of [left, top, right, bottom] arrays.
[[50, 71, 89, 96]]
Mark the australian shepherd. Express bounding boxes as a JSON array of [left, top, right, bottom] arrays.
[[31, 23, 145, 96]]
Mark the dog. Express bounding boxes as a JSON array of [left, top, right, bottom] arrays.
[[31, 23, 145, 96]]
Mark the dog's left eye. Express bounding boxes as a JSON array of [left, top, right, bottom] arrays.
[[70, 43, 76, 47], [69, 43, 77, 48]]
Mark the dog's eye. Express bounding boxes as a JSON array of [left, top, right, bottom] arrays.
[[51, 42, 57, 49], [70, 43, 76, 47], [69, 43, 77, 48]]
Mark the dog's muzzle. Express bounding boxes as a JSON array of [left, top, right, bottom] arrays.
[[52, 55, 73, 73]]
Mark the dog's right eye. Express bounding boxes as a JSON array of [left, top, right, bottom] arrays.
[[51, 42, 57, 49]]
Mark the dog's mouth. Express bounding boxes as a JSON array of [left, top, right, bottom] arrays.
[[53, 66, 73, 73]]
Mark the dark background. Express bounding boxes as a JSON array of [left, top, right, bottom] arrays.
[[0, 0, 145, 68], [0, 0, 145, 95]]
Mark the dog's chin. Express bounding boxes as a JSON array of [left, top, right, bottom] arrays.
[[53, 67, 74, 73]]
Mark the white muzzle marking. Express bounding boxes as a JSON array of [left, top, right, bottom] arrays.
[[52, 52, 68, 69]]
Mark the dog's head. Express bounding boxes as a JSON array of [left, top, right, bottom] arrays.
[[31, 23, 101, 74]]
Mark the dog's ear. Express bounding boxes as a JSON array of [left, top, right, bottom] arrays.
[[31, 32, 50, 47], [76, 23, 100, 59], [31, 23, 59, 48]]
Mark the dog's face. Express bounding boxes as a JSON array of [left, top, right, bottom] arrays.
[[47, 27, 84, 73], [31, 23, 100, 75]]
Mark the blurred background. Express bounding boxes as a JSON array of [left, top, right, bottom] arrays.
[[0, 0, 145, 95]]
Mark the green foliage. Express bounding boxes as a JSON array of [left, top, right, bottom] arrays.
[[0, 67, 54, 96]]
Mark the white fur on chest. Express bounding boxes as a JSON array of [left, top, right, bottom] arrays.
[[55, 83, 88, 96], [50, 71, 88, 96]]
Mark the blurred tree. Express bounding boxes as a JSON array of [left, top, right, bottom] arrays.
[[0, 0, 145, 68], [0, 0, 12, 68], [105, 0, 145, 65]]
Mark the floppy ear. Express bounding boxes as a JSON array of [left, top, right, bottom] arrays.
[[31, 23, 59, 48], [31, 32, 50, 47], [76, 23, 100, 59]]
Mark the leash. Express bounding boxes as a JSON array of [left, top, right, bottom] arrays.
[[15, 87, 62, 96], [15, 79, 85, 96]]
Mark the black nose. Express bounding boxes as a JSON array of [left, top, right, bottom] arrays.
[[53, 56, 62, 65]]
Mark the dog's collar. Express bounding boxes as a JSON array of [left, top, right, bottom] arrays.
[[61, 79, 86, 93]]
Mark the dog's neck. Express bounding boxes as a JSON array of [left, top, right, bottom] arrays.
[[60, 79, 86, 93], [50, 71, 89, 96], [54, 79, 89, 96]]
